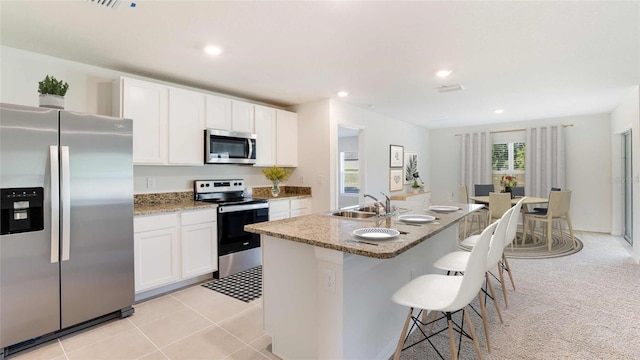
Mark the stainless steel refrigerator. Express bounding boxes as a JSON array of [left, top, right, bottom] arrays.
[[0, 103, 134, 356]]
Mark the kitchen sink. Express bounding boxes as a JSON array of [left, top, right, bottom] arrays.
[[330, 210, 377, 219], [356, 205, 379, 213]]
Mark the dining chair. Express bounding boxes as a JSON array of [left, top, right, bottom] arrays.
[[487, 192, 511, 225], [433, 212, 510, 352], [522, 190, 575, 251], [498, 197, 525, 307], [531, 187, 561, 213], [391, 220, 496, 360], [459, 184, 486, 238], [474, 184, 494, 196], [512, 186, 525, 197]]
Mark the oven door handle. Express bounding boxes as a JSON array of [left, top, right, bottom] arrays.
[[218, 203, 269, 213]]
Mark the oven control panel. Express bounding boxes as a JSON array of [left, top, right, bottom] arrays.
[[194, 179, 244, 194]]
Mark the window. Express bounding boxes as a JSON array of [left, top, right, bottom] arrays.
[[340, 152, 359, 195], [492, 142, 525, 188]]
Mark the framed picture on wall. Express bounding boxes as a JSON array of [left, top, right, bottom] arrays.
[[389, 169, 403, 191], [389, 145, 404, 168], [404, 153, 418, 184]]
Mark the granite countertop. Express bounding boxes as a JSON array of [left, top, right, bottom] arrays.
[[253, 193, 313, 201], [251, 185, 312, 201], [245, 203, 482, 259], [133, 191, 217, 216], [134, 200, 217, 216]]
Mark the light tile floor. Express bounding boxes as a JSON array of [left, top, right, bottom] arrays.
[[9, 285, 278, 360]]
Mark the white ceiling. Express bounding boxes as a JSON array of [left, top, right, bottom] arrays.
[[1, 1, 639, 129]]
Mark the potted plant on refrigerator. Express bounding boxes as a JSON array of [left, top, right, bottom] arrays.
[[38, 75, 69, 109]]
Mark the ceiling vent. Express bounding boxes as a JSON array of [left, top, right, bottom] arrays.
[[86, 0, 120, 9], [434, 84, 464, 93]]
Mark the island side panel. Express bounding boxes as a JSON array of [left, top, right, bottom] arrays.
[[262, 235, 319, 359], [343, 225, 459, 359]]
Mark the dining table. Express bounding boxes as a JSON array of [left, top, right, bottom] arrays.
[[469, 195, 549, 244], [469, 195, 548, 207]]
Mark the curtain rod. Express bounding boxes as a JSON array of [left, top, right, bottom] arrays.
[[454, 123, 574, 136]]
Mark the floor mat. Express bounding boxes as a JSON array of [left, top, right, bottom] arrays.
[[201, 266, 262, 302]]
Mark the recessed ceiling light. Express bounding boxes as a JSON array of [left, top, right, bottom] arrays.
[[436, 69, 452, 78], [495, 109, 504, 114], [204, 45, 223, 56], [337, 91, 349, 97]]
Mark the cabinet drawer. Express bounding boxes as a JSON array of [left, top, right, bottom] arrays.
[[290, 198, 310, 211], [181, 209, 217, 226], [269, 200, 290, 213], [134, 213, 178, 233]]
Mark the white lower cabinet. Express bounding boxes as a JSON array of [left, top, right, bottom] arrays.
[[290, 198, 312, 217], [269, 199, 291, 220], [181, 210, 218, 278], [133, 213, 181, 292], [269, 197, 312, 220], [134, 208, 217, 293]]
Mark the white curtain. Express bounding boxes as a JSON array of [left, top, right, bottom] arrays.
[[524, 126, 566, 197], [460, 132, 492, 196]]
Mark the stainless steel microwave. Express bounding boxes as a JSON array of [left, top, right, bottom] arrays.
[[205, 129, 257, 164]]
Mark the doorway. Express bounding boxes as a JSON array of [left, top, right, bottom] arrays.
[[623, 130, 633, 244], [337, 126, 362, 209]]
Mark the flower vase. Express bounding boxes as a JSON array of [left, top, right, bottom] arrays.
[[504, 186, 513, 198], [271, 181, 281, 197]]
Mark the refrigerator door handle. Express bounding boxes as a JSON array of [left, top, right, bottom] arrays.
[[50, 145, 60, 263], [61, 145, 71, 261]]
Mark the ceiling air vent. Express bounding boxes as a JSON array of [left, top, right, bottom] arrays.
[[434, 84, 464, 93], [86, 0, 120, 9]]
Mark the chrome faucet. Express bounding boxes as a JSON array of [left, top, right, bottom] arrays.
[[363, 194, 383, 216], [380, 192, 392, 214]]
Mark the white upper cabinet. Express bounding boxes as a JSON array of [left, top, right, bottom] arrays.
[[117, 76, 296, 167], [276, 110, 298, 167], [205, 94, 232, 130], [120, 77, 169, 164], [254, 105, 277, 166], [231, 100, 255, 133], [168, 88, 205, 165]]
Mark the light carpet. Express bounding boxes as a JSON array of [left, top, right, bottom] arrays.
[[394, 231, 640, 359]]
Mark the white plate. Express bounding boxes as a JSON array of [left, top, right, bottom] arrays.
[[352, 228, 400, 240], [398, 214, 436, 223], [427, 205, 460, 212]]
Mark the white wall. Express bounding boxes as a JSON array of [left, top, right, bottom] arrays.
[[292, 99, 332, 213], [430, 113, 612, 233], [330, 100, 430, 208], [0, 46, 298, 194], [611, 85, 640, 261]]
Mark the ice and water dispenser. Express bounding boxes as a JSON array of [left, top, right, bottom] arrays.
[[0, 187, 44, 235]]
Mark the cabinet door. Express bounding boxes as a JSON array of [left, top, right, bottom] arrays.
[[290, 198, 311, 218], [181, 222, 217, 278], [254, 105, 276, 166], [276, 110, 298, 167], [122, 78, 169, 164], [269, 199, 290, 220], [206, 94, 232, 130], [168, 87, 206, 165], [231, 100, 255, 133], [134, 227, 180, 293]]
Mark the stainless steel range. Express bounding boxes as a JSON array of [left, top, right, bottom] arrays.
[[194, 179, 268, 278]]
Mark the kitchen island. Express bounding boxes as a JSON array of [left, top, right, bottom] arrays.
[[245, 202, 482, 360]]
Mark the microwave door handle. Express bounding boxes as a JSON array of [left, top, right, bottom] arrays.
[[247, 138, 253, 159]]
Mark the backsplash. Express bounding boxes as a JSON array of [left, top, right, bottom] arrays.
[[252, 186, 312, 198], [134, 191, 193, 205]]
